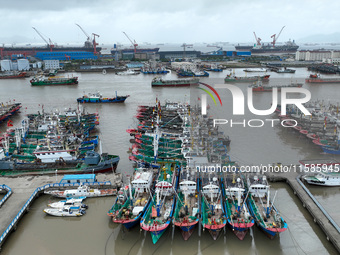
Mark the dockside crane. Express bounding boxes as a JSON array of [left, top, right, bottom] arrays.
[[32, 27, 54, 51], [75, 23, 91, 46], [92, 33, 99, 54], [123, 32, 138, 53], [253, 32, 262, 46], [271, 26, 285, 47]]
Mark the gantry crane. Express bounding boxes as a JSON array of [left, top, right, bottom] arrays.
[[253, 32, 262, 46], [32, 27, 54, 51], [271, 26, 285, 47], [123, 32, 138, 53]]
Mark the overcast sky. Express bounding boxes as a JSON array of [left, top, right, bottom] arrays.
[[1, 0, 339, 46]]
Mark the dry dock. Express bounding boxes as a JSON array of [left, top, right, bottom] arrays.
[[268, 173, 340, 253], [0, 174, 122, 250]]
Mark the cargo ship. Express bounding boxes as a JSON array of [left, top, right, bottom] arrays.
[[0, 45, 101, 59], [30, 76, 78, 86], [77, 92, 129, 103], [0, 71, 27, 79], [305, 74, 340, 83], [235, 40, 299, 53], [151, 77, 199, 87], [225, 73, 270, 83], [250, 80, 303, 92]]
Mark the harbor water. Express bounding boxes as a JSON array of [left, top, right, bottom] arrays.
[[0, 68, 340, 254]]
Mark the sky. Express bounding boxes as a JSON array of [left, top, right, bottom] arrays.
[[1, 0, 340, 46]]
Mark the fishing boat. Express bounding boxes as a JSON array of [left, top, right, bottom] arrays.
[[305, 74, 340, 83], [151, 77, 199, 87], [173, 166, 200, 240], [200, 174, 227, 240], [225, 73, 270, 83], [250, 80, 303, 92], [115, 69, 140, 75], [0, 103, 21, 124], [222, 172, 254, 240], [0, 71, 27, 79], [301, 159, 340, 186], [140, 163, 179, 244], [77, 92, 129, 103], [243, 68, 267, 72], [177, 69, 209, 77], [47, 197, 88, 209], [44, 184, 116, 198], [43, 205, 86, 217], [30, 76, 78, 86], [246, 174, 287, 239], [108, 167, 156, 229]]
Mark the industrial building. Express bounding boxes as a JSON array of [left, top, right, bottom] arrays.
[[0, 59, 30, 71]]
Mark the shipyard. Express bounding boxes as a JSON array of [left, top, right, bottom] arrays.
[[1, 1, 340, 255]]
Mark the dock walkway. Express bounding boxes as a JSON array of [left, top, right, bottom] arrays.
[[268, 173, 340, 253]]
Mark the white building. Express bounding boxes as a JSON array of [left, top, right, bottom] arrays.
[[44, 60, 60, 70], [1, 60, 12, 71], [17, 59, 30, 71], [171, 61, 196, 70], [295, 50, 340, 62]]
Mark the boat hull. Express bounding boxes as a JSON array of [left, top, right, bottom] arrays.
[[77, 96, 128, 103]]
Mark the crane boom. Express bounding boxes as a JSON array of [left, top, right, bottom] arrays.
[[253, 32, 262, 46], [271, 26, 285, 47], [75, 23, 90, 40], [32, 27, 54, 51], [123, 32, 138, 53]]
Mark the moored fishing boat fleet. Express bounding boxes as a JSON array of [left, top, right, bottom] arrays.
[[107, 99, 287, 243], [0, 106, 120, 176]]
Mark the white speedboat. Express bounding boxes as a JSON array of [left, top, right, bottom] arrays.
[[48, 197, 88, 209], [44, 184, 116, 198], [44, 206, 86, 217]]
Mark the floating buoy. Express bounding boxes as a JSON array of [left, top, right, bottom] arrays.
[[102, 69, 107, 75]]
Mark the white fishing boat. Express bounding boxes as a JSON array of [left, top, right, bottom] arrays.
[[44, 184, 116, 198], [48, 197, 87, 209], [115, 69, 140, 75], [301, 159, 340, 186], [43, 206, 86, 217]]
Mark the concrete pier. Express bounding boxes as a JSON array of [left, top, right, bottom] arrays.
[[0, 173, 122, 250], [268, 173, 340, 253]]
